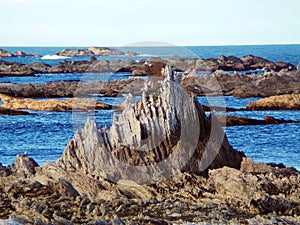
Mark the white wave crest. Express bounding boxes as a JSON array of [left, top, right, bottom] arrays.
[[41, 55, 71, 60], [138, 54, 157, 57]]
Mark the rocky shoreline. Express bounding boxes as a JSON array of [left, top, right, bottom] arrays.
[[0, 70, 299, 98], [0, 65, 299, 224], [0, 47, 135, 58], [0, 54, 296, 77]]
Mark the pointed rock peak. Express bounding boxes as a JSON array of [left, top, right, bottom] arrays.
[[59, 64, 244, 184]]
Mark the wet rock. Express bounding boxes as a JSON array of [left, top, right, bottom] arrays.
[[216, 114, 297, 127], [88, 47, 126, 56], [218, 55, 245, 71], [30, 62, 51, 73], [0, 49, 15, 57], [181, 70, 300, 97], [0, 107, 30, 115], [0, 60, 35, 76], [56, 47, 134, 57], [247, 94, 300, 110], [15, 51, 41, 58]]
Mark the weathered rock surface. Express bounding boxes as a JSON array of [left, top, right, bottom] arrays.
[[181, 70, 300, 97], [0, 107, 30, 115], [0, 54, 296, 77], [15, 51, 41, 57], [0, 78, 149, 98], [0, 156, 299, 224], [0, 94, 111, 111], [0, 66, 299, 224], [217, 114, 298, 126], [0, 60, 36, 76], [0, 49, 15, 57], [0, 48, 41, 58], [1, 69, 299, 98], [57, 47, 137, 57], [247, 94, 300, 110]]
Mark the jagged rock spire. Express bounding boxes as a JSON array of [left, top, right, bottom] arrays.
[[58, 64, 244, 184]]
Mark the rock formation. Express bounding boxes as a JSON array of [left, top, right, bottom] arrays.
[[58, 65, 244, 183], [15, 51, 41, 58], [216, 114, 298, 126], [0, 94, 112, 111], [181, 70, 300, 97], [0, 49, 15, 57], [0, 48, 41, 58], [1, 69, 299, 99], [0, 66, 299, 224], [0, 54, 297, 77], [0, 107, 30, 115], [56, 47, 137, 57], [247, 94, 300, 110]]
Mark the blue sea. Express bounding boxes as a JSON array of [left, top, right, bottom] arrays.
[[0, 45, 299, 170]]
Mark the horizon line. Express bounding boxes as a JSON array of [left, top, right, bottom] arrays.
[[1, 42, 300, 48]]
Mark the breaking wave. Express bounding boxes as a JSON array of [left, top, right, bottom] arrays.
[[41, 55, 71, 60]]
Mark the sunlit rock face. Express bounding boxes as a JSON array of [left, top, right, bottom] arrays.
[[58, 65, 244, 184]]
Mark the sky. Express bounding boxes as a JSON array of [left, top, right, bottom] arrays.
[[0, 0, 299, 46]]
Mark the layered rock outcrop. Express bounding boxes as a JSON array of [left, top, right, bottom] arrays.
[[0, 66, 299, 224], [247, 94, 300, 110], [0, 94, 111, 111], [58, 65, 244, 184]]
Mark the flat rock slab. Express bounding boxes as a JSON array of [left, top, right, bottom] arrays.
[[0, 94, 111, 111]]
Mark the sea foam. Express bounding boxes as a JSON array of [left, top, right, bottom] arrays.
[[41, 55, 71, 60]]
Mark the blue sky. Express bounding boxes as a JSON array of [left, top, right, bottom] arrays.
[[0, 0, 299, 46]]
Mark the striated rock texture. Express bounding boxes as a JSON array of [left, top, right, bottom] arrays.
[[58, 65, 244, 183], [0, 94, 112, 111], [0, 66, 299, 224], [247, 94, 300, 110]]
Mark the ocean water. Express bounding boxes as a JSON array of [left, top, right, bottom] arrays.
[[0, 45, 299, 170]]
